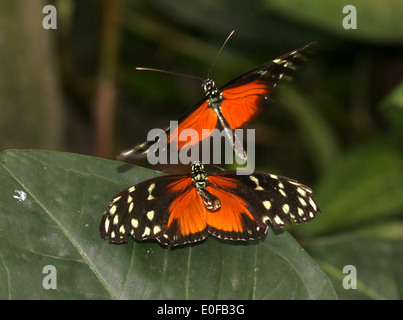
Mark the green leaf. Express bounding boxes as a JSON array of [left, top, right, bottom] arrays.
[[380, 80, 403, 111], [0, 150, 336, 299], [380, 81, 403, 141], [304, 222, 403, 299], [264, 0, 403, 44], [293, 143, 403, 238]]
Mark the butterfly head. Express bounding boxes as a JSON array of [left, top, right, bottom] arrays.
[[191, 162, 205, 178], [202, 78, 218, 97]]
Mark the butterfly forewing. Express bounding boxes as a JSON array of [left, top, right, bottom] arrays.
[[219, 43, 313, 129], [166, 101, 217, 151], [100, 175, 188, 244]]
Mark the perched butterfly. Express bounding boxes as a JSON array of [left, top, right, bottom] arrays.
[[118, 42, 314, 161], [100, 162, 320, 246]]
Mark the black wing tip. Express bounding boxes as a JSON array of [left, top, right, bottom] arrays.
[[99, 211, 108, 238], [303, 41, 318, 49]]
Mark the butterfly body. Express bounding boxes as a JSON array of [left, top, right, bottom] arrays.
[[100, 163, 320, 246], [191, 162, 221, 211], [118, 43, 314, 160]]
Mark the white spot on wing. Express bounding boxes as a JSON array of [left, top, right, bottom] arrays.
[[105, 217, 110, 232], [153, 225, 161, 234], [297, 188, 306, 197], [289, 180, 301, 186], [119, 225, 126, 234], [263, 200, 271, 210], [109, 204, 117, 215], [112, 195, 121, 203], [142, 227, 151, 237], [309, 198, 317, 211], [147, 210, 155, 221], [250, 176, 264, 190], [273, 59, 284, 65], [147, 183, 156, 200], [131, 218, 138, 228], [299, 197, 307, 207], [273, 215, 284, 225]]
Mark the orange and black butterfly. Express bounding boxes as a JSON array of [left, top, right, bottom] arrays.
[[99, 162, 320, 246], [118, 42, 314, 161]]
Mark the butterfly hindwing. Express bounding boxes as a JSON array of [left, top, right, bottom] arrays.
[[204, 175, 268, 241], [211, 170, 320, 228]]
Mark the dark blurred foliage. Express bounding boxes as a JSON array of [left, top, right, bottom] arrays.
[[51, 0, 402, 182], [1, 0, 403, 299]]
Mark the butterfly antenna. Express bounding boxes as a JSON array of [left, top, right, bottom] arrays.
[[135, 67, 203, 81], [207, 30, 235, 78]]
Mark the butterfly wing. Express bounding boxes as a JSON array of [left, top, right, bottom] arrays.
[[207, 170, 320, 232], [166, 100, 218, 151], [204, 175, 268, 241], [100, 174, 191, 245], [219, 43, 314, 129], [117, 100, 218, 160], [100, 173, 213, 246], [118, 43, 313, 160]]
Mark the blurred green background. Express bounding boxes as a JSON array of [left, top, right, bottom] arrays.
[[0, 0, 402, 299]]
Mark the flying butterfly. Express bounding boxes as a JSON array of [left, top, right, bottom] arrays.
[[100, 162, 320, 246], [118, 33, 315, 161]]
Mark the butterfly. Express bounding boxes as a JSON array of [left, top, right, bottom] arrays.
[[118, 42, 314, 161], [99, 162, 320, 246]]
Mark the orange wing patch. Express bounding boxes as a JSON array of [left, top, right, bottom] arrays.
[[220, 80, 269, 129], [205, 175, 268, 240], [164, 175, 267, 244], [167, 101, 218, 151], [165, 179, 208, 244], [205, 187, 251, 232], [168, 188, 207, 235]]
